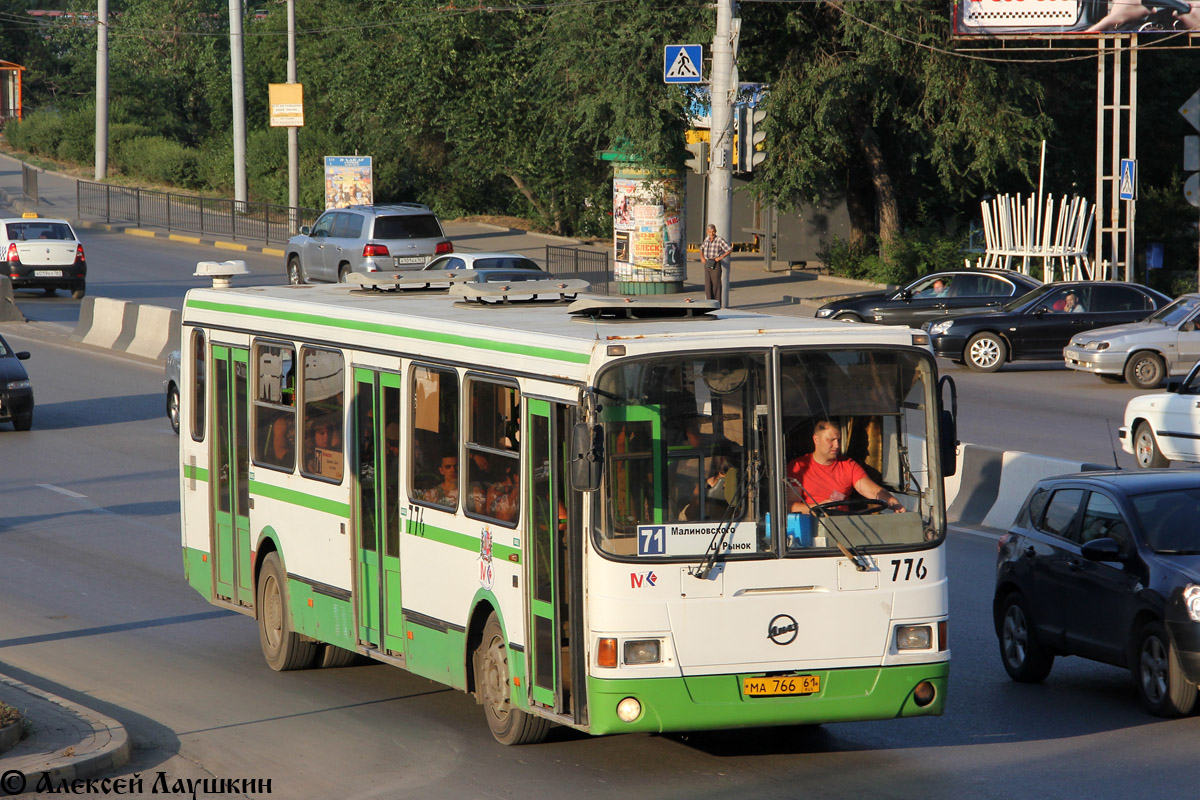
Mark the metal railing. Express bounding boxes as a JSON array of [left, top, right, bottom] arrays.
[[76, 179, 321, 245], [545, 245, 611, 295]]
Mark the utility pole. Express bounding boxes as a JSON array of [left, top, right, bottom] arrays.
[[229, 0, 247, 205], [707, 0, 736, 308], [287, 0, 299, 227], [94, 0, 108, 181]]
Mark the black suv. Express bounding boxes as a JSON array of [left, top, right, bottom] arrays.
[[285, 203, 453, 284], [995, 470, 1200, 716]]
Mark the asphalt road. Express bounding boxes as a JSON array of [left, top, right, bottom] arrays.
[[2, 324, 1198, 799]]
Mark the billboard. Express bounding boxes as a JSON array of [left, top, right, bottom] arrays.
[[323, 156, 373, 210], [954, 0, 1200, 36]]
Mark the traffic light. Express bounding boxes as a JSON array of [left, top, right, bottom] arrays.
[[684, 140, 709, 175], [741, 107, 768, 173]]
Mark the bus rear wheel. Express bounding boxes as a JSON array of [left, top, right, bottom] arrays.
[[474, 613, 550, 745], [257, 552, 316, 671]]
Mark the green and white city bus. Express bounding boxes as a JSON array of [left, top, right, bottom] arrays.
[[178, 275, 956, 744]]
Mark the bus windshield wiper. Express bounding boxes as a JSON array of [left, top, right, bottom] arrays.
[[690, 458, 760, 580], [787, 478, 872, 571]]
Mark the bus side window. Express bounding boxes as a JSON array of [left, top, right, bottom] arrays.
[[300, 347, 344, 482], [253, 342, 296, 472], [191, 329, 206, 441], [411, 365, 460, 510], [465, 378, 520, 526]]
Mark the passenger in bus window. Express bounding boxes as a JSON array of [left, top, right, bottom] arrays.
[[424, 455, 459, 507], [488, 461, 519, 523], [787, 418, 905, 514], [269, 414, 295, 467]]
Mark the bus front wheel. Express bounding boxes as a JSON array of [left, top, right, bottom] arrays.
[[257, 552, 317, 671], [474, 613, 550, 745]]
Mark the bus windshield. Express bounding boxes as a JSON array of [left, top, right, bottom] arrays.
[[595, 348, 940, 559]]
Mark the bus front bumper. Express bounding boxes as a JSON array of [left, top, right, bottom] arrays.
[[585, 662, 948, 736]]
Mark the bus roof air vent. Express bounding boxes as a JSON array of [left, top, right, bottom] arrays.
[[451, 279, 591, 306], [345, 270, 479, 293], [567, 296, 720, 321]]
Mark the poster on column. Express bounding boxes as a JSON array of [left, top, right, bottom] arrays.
[[612, 171, 685, 282]]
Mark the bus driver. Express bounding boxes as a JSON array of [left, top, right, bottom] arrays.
[[788, 418, 905, 514]]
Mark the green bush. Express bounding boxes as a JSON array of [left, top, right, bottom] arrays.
[[113, 136, 201, 189], [5, 110, 65, 157], [55, 106, 101, 164], [820, 227, 969, 286]]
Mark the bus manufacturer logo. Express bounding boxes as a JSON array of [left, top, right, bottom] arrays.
[[767, 613, 798, 645], [630, 571, 657, 588]]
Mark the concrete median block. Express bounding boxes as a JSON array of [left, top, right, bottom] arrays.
[[75, 297, 135, 349], [980, 450, 1095, 530], [946, 443, 1004, 526], [0, 276, 25, 322], [125, 304, 181, 360]]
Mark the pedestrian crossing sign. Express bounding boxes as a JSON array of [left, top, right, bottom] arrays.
[[1119, 158, 1136, 201], [664, 45, 703, 84]]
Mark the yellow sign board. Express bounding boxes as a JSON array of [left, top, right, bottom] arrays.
[[269, 83, 304, 128]]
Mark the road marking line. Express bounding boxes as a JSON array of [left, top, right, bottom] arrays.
[[38, 483, 86, 499]]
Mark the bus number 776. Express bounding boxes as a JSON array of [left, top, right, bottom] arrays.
[[890, 557, 927, 581]]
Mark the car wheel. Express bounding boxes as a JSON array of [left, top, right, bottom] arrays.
[[833, 312, 863, 323], [167, 385, 180, 435], [965, 333, 1006, 373], [43, 286, 56, 296], [257, 552, 317, 671], [72, 280, 85, 300], [1133, 620, 1198, 717], [998, 592, 1053, 683], [12, 413, 32, 432], [473, 612, 550, 745], [287, 256, 306, 285], [1134, 422, 1169, 469], [1125, 352, 1165, 390]]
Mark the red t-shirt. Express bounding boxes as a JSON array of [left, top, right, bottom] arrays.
[[788, 455, 866, 505]]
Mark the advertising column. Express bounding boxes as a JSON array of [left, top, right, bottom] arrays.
[[612, 165, 686, 295]]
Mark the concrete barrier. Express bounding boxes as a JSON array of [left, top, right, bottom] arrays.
[[0, 276, 25, 322], [72, 297, 179, 361]]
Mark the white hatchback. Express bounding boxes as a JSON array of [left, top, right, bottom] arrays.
[[1, 214, 87, 298], [1121, 359, 1200, 468]]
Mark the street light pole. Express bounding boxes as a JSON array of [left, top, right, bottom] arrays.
[[94, 0, 108, 181], [707, 0, 735, 307], [229, 0, 247, 205], [287, 0, 299, 227]]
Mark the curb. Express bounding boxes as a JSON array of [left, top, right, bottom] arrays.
[[70, 220, 286, 258], [0, 674, 131, 786]]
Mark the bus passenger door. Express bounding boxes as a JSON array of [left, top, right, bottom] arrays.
[[527, 399, 583, 716], [212, 345, 253, 605], [354, 369, 406, 653]]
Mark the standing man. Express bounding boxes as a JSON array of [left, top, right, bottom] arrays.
[[700, 224, 733, 305]]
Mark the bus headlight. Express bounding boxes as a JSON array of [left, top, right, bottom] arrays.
[[616, 697, 642, 722], [896, 625, 933, 650], [623, 639, 661, 665]]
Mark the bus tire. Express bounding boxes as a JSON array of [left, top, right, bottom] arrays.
[[257, 552, 316, 671], [317, 643, 358, 668], [474, 612, 551, 745]]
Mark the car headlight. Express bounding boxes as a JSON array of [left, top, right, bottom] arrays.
[[5, 379, 29, 390], [1184, 585, 1200, 622], [816, 308, 835, 318], [928, 320, 954, 336], [623, 639, 661, 665], [1079, 340, 1109, 351], [895, 625, 933, 650]]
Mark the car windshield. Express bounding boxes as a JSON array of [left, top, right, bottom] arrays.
[[1145, 296, 1200, 327], [1130, 488, 1200, 553], [372, 214, 442, 239], [473, 257, 542, 271], [1002, 284, 1056, 313], [6, 221, 74, 241]]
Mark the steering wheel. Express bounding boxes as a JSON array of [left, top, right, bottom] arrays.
[[811, 498, 890, 517]]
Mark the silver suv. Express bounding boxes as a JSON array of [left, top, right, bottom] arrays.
[[285, 203, 453, 284]]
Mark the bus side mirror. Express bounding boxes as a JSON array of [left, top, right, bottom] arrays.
[[569, 422, 603, 492], [938, 374, 958, 478]]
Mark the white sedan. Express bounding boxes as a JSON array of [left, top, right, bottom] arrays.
[[1, 214, 87, 298], [1120, 359, 1200, 467]]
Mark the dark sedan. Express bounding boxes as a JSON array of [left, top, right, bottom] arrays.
[[927, 281, 1171, 372], [0, 333, 33, 430], [814, 268, 1042, 328], [995, 470, 1200, 716]]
